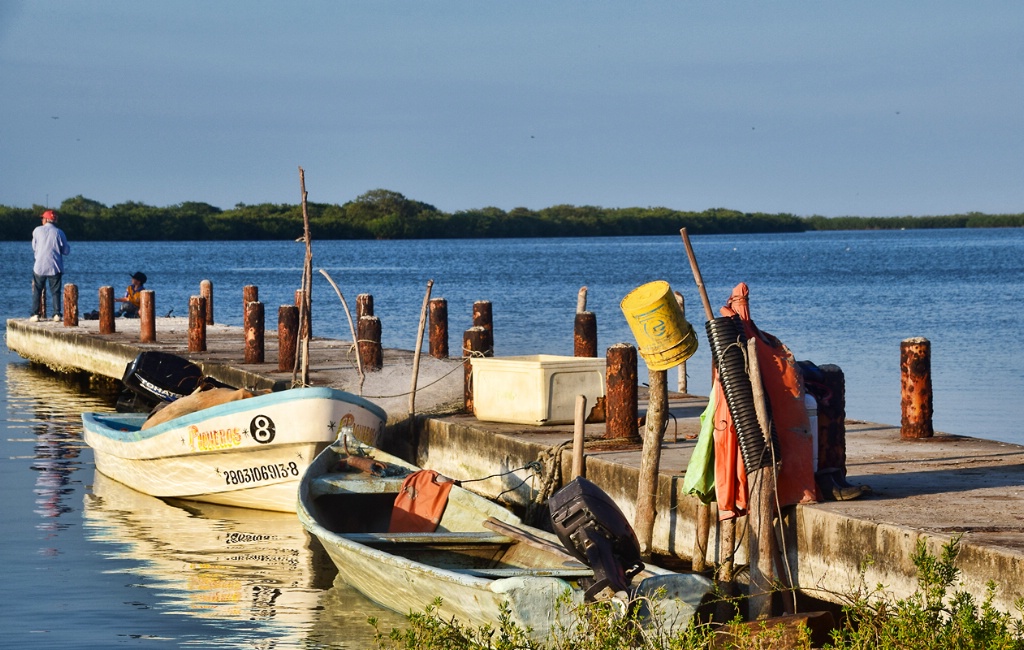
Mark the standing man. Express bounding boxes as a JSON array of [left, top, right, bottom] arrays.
[[30, 209, 71, 322]]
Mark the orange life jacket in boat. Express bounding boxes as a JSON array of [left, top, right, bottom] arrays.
[[388, 469, 455, 533]]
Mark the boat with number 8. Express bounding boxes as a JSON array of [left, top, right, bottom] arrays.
[[82, 385, 387, 512]]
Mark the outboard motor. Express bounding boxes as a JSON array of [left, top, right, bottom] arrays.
[[548, 476, 645, 601], [118, 351, 231, 411]]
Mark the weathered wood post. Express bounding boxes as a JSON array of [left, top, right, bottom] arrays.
[[693, 501, 710, 572], [572, 394, 587, 479], [429, 298, 449, 359], [295, 289, 311, 339], [817, 364, 847, 477], [635, 368, 667, 557], [200, 280, 214, 325], [674, 291, 688, 393], [746, 336, 777, 619], [901, 337, 934, 439], [574, 287, 598, 358], [358, 316, 383, 371], [139, 290, 156, 343], [278, 305, 299, 373], [357, 293, 374, 319], [188, 296, 207, 352], [463, 326, 490, 412], [604, 343, 639, 440], [63, 284, 78, 327], [99, 286, 115, 334], [472, 300, 494, 354], [244, 301, 264, 364]]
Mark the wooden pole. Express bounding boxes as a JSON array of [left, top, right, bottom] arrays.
[[604, 343, 639, 440], [139, 290, 155, 343], [278, 305, 298, 372], [244, 300, 265, 364], [63, 284, 78, 327], [472, 300, 493, 355], [98, 286, 115, 334], [463, 326, 490, 412], [200, 279, 214, 324], [572, 394, 587, 479], [318, 269, 365, 394], [693, 501, 710, 572], [429, 298, 449, 358], [357, 316, 383, 371], [409, 280, 434, 435], [296, 166, 312, 385], [635, 368, 667, 557], [188, 295, 207, 352], [746, 336, 777, 619], [901, 337, 934, 439]]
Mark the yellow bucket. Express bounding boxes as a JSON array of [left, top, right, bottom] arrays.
[[620, 280, 699, 370]]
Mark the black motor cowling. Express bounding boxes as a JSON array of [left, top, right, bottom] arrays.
[[548, 476, 644, 601], [118, 351, 232, 411]]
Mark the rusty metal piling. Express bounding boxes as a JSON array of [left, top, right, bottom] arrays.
[[605, 343, 639, 440], [139, 290, 156, 343], [200, 280, 214, 324], [901, 337, 934, 439], [63, 284, 78, 327], [244, 301, 264, 364], [358, 316, 383, 371], [429, 298, 449, 358], [188, 296, 207, 352], [99, 287, 115, 334], [278, 305, 298, 372]]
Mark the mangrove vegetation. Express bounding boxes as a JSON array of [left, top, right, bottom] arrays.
[[2, 190, 1021, 241]]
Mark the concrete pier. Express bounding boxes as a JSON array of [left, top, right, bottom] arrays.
[[7, 317, 1024, 614]]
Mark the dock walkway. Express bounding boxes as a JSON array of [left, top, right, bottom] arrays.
[[7, 317, 1024, 613]]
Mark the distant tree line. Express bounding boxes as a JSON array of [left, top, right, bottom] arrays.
[[1, 189, 1021, 241]]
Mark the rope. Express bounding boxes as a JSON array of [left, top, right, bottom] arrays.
[[523, 440, 573, 527]]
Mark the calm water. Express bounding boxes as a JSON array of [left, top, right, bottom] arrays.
[[2, 229, 1022, 647]]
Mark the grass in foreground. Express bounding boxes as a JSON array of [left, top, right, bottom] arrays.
[[369, 537, 1024, 649]]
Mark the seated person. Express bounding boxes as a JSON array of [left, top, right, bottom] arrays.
[[116, 272, 147, 317]]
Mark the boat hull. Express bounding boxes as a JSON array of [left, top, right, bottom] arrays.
[[297, 435, 714, 639], [84, 387, 386, 512]]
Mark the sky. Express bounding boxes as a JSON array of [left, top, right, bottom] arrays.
[[2, 1, 1022, 217]]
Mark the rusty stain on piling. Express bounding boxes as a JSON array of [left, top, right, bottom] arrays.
[[574, 311, 597, 357], [98, 286, 115, 334], [244, 301, 264, 364], [605, 343, 639, 440], [189, 296, 207, 352], [139, 290, 156, 343], [200, 280, 214, 325], [901, 337, 933, 439], [64, 284, 78, 327], [358, 315, 383, 371], [429, 298, 449, 359], [278, 305, 298, 372]]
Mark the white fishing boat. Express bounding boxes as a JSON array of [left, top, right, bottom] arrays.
[[83, 386, 387, 512], [297, 432, 715, 640]]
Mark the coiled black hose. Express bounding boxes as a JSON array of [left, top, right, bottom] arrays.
[[705, 316, 780, 472]]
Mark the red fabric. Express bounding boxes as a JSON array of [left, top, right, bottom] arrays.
[[712, 283, 819, 520], [388, 470, 455, 533]]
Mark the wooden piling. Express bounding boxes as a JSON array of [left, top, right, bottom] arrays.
[[200, 280, 214, 324], [472, 301, 493, 354], [574, 312, 598, 357], [463, 326, 490, 412], [635, 369, 667, 557], [99, 286, 115, 334], [188, 296, 207, 352], [901, 337, 934, 439], [139, 290, 156, 343], [278, 305, 299, 373], [572, 395, 587, 479], [63, 284, 78, 327], [358, 315, 383, 371], [605, 343, 639, 440], [357, 293, 374, 319], [244, 301, 264, 364], [429, 298, 449, 359], [693, 502, 710, 572]]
